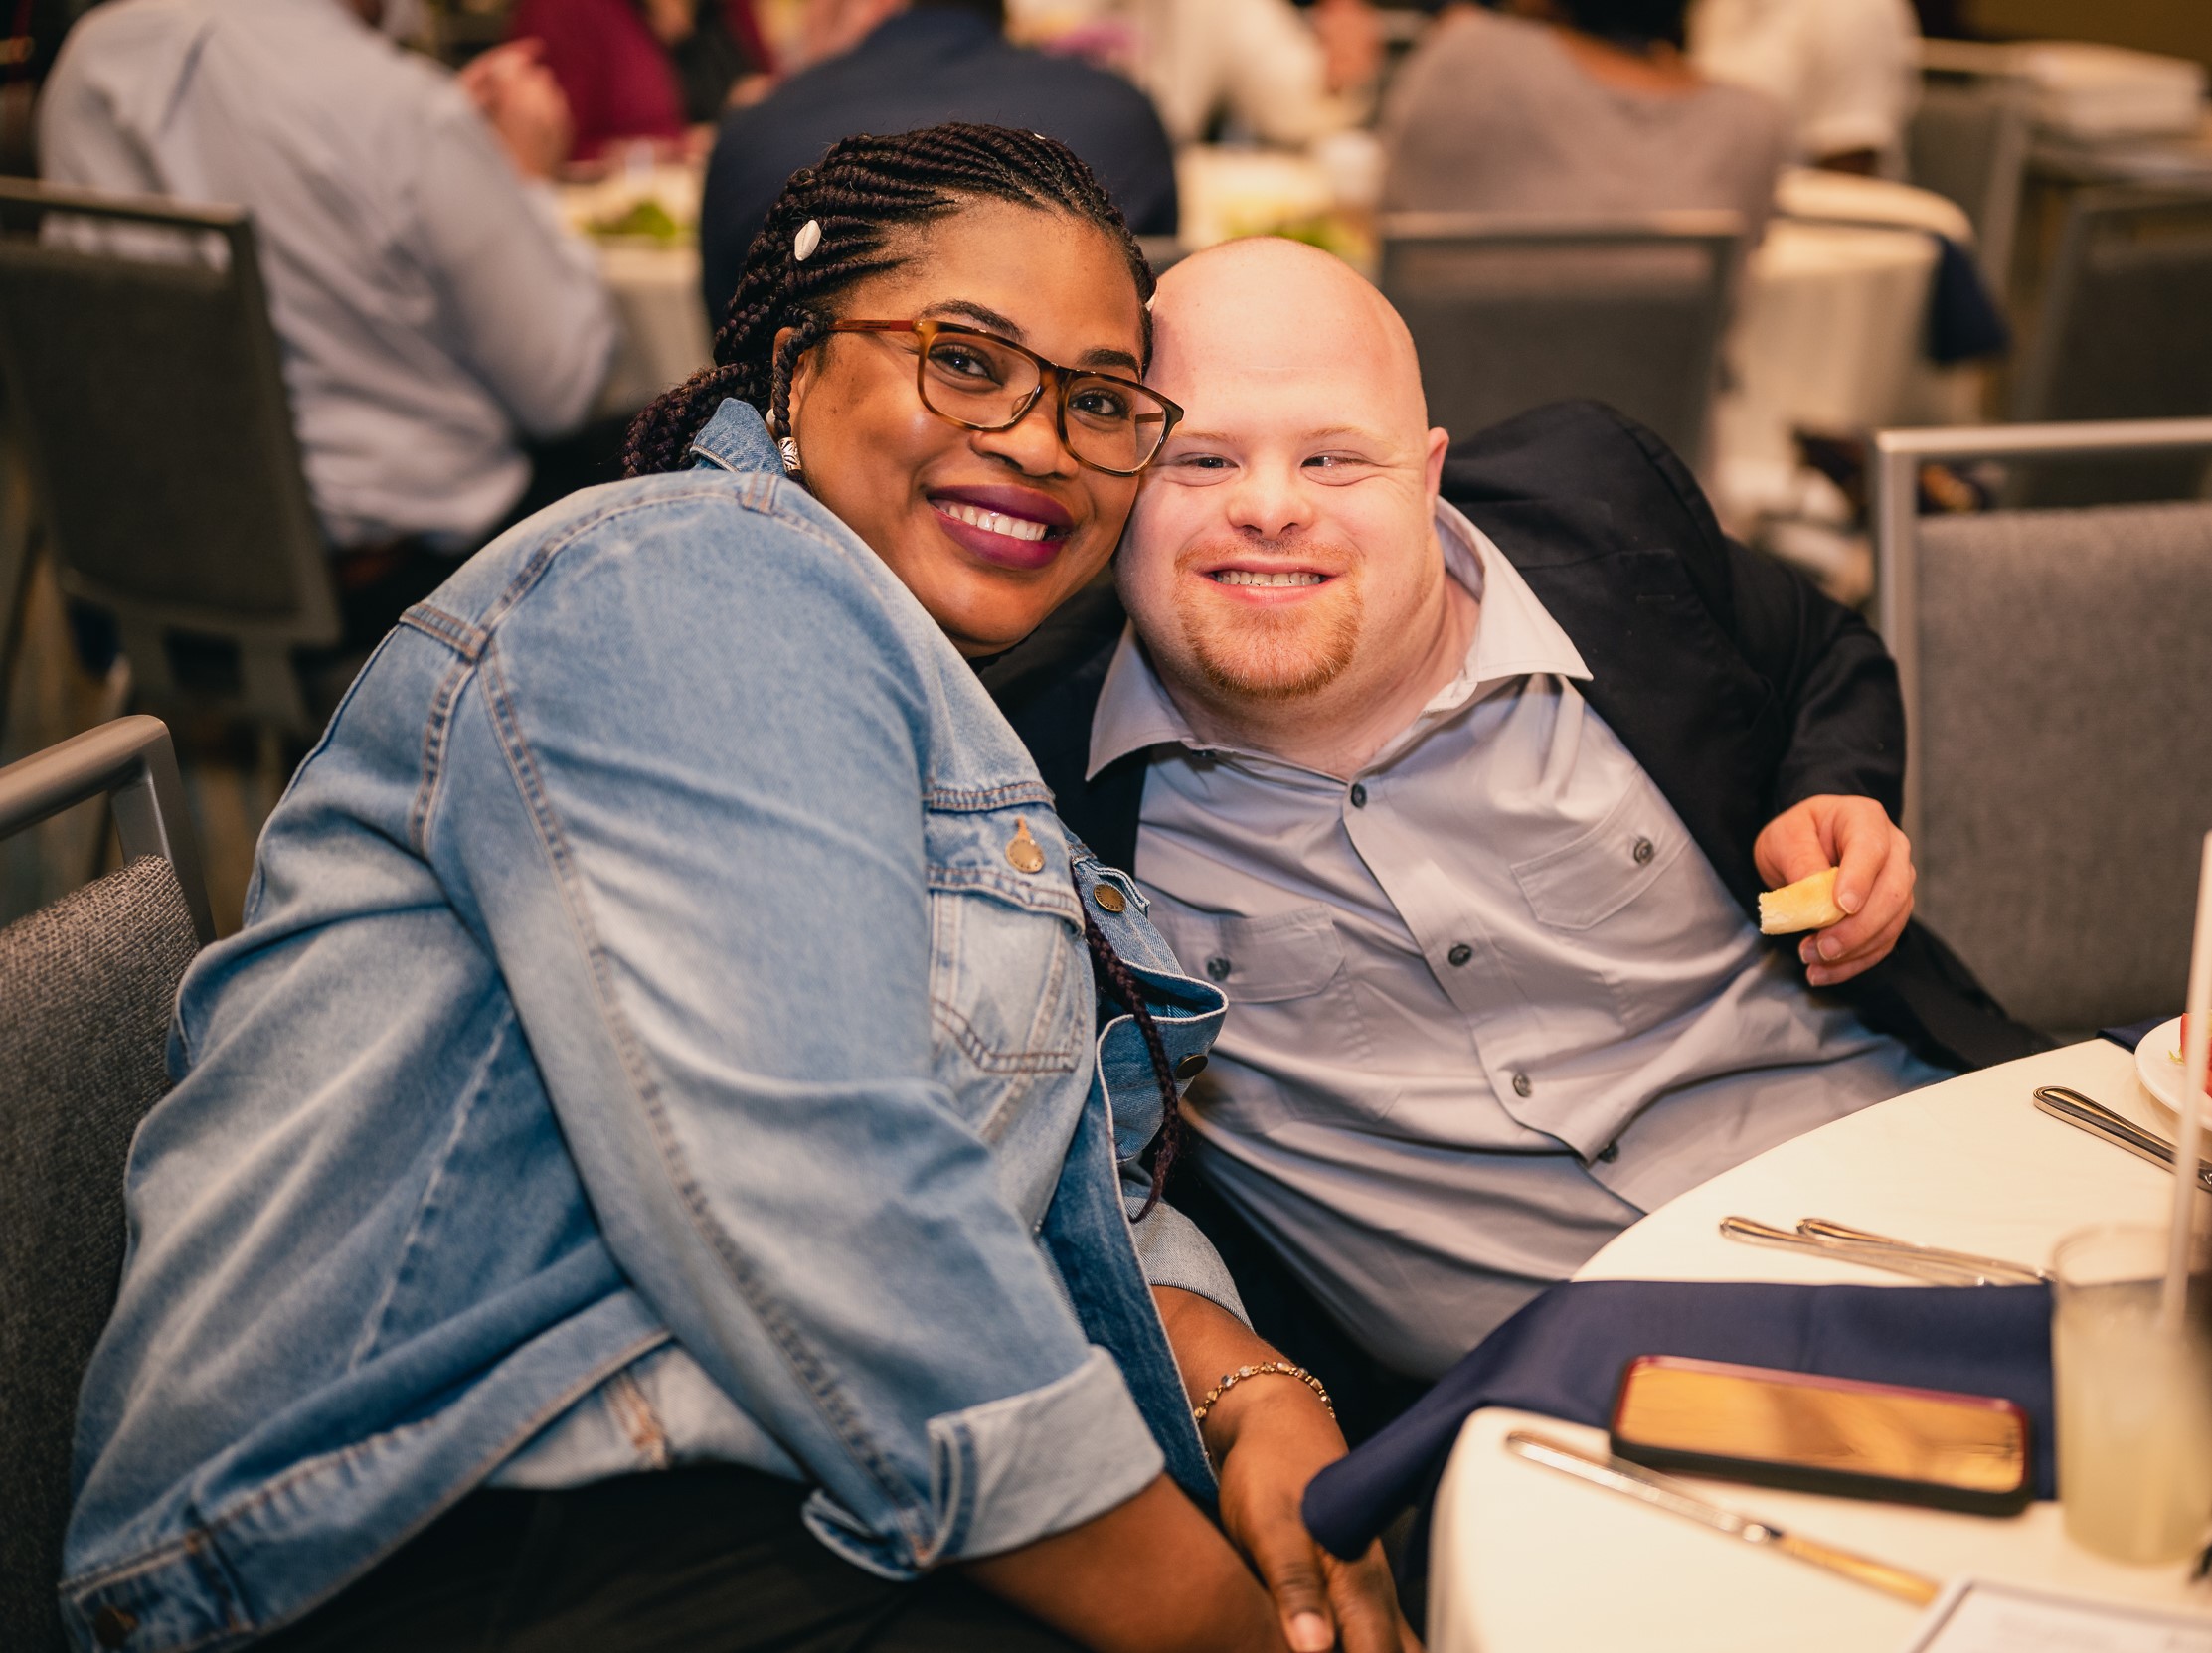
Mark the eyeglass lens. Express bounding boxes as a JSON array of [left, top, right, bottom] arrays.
[[918, 331, 1171, 473]]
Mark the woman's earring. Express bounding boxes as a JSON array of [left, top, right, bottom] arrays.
[[778, 437, 802, 475]]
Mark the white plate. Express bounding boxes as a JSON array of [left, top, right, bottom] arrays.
[[2133, 1015, 2202, 1123]]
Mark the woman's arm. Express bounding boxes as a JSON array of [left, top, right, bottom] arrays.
[[1156, 1288, 1420, 1653]]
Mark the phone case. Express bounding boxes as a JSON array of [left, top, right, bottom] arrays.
[[1609, 1355, 2035, 1517]]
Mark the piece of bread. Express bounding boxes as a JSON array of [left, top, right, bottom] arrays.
[[1759, 866, 1847, 935]]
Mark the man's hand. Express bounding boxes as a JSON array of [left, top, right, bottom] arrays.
[[1754, 794, 1915, 986], [458, 40, 573, 180], [1209, 1383, 1420, 1653]]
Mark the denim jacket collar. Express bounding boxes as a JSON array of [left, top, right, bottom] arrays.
[[688, 397, 780, 475]]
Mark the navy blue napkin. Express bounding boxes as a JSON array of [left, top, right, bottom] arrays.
[[1301, 1279, 2053, 1563], [2100, 1014, 2170, 1052]]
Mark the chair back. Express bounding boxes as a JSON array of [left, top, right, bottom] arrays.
[[1907, 77, 2029, 286], [1873, 420, 2212, 1034], [0, 716, 211, 1653], [2008, 188, 2212, 506], [1378, 212, 1744, 472], [0, 179, 339, 731]]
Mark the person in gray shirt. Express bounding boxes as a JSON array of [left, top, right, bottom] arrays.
[[40, 0, 619, 638], [1381, 0, 1790, 234]]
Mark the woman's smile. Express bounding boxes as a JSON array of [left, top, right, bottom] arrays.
[[927, 482, 1077, 570]]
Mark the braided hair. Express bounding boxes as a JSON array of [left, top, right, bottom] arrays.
[[630, 124, 1193, 1214], [624, 123, 1155, 477]]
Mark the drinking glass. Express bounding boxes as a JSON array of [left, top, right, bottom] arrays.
[[2050, 1223, 2212, 1564]]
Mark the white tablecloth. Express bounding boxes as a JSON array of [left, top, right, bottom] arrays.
[[1429, 1038, 2212, 1653]]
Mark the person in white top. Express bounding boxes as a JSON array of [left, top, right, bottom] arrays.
[[1688, 0, 1921, 174], [1014, 0, 1379, 148]]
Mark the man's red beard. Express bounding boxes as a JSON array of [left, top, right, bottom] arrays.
[[1170, 547, 1364, 704]]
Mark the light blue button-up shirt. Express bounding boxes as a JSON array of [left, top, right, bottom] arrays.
[[1092, 505, 1946, 1379], [39, 0, 617, 547]]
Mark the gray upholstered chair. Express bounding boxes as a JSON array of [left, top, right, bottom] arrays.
[[0, 178, 342, 735], [1907, 76, 2030, 289], [1378, 211, 1745, 473], [1872, 418, 2212, 1035], [0, 715, 212, 1653], [2006, 188, 2212, 507]]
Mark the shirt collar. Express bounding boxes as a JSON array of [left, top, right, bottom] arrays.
[[1087, 501, 1590, 780]]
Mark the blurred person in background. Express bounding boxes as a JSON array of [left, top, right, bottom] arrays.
[[1017, 0, 1381, 150], [38, 0, 618, 649], [1381, 0, 1789, 230], [698, 0, 1175, 328], [507, 0, 774, 165], [1689, 0, 1920, 175]]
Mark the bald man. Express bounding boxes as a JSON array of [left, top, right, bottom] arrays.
[[991, 240, 2043, 1414]]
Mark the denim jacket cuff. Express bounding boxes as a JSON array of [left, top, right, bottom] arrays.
[[1127, 1200, 1250, 1327], [800, 1345, 1164, 1578]]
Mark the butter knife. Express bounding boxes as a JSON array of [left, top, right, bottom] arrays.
[[1794, 1218, 2048, 1285], [1719, 1216, 1995, 1284], [2032, 1086, 2212, 1194], [1504, 1429, 1943, 1605]]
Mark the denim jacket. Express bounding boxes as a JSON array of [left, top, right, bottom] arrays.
[[62, 401, 1238, 1652]]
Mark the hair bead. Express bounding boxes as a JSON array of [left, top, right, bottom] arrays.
[[792, 219, 822, 261]]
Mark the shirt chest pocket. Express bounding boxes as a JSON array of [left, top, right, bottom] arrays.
[[923, 800, 1088, 1136], [1146, 903, 1375, 1068], [1508, 776, 1751, 1033]]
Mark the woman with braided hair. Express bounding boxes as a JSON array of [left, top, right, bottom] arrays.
[[61, 124, 1415, 1653]]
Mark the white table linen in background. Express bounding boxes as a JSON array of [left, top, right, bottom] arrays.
[[1427, 1037, 2212, 1653], [558, 163, 715, 415]]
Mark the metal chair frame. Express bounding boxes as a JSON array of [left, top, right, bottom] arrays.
[[1871, 415, 2212, 846], [1377, 211, 1745, 472], [0, 713, 214, 942], [0, 178, 340, 733]]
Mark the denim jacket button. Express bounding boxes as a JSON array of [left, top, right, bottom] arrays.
[[1092, 884, 1127, 914], [1004, 817, 1046, 874], [93, 1607, 138, 1648], [1174, 1052, 1208, 1082]]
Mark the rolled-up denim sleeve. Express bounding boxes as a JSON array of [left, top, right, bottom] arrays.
[[1128, 1198, 1249, 1327], [432, 488, 1160, 1574]]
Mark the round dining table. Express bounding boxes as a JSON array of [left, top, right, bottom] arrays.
[[1426, 1036, 2212, 1652]]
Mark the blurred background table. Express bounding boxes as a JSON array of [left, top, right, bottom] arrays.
[[557, 161, 714, 413], [1428, 1037, 2211, 1653]]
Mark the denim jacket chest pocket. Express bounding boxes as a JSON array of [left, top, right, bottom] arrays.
[[923, 784, 1089, 1146]]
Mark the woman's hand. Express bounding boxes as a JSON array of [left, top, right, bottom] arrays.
[[1156, 1288, 1421, 1653], [1209, 1382, 1420, 1653]]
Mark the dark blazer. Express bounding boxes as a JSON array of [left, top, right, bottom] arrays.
[[989, 401, 2049, 1074], [698, 6, 1178, 326]]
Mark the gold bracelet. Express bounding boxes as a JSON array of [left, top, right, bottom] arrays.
[[1192, 1361, 1334, 1425]]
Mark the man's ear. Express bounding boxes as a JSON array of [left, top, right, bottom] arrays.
[[1425, 425, 1450, 498]]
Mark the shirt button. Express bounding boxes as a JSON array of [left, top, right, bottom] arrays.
[[1348, 782, 1368, 808], [1205, 956, 1233, 982], [1175, 1052, 1209, 1081], [1597, 1141, 1620, 1163], [1446, 942, 1473, 968], [1092, 884, 1127, 914], [93, 1607, 138, 1649], [1631, 836, 1655, 866], [1511, 1072, 1532, 1098]]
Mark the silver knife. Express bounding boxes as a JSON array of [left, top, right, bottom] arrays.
[[2033, 1086, 2212, 1194], [1504, 1429, 1943, 1605]]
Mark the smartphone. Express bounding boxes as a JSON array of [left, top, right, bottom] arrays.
[[1610, 1355, 2033, 1516]]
